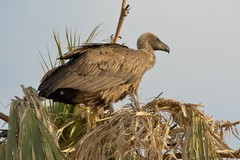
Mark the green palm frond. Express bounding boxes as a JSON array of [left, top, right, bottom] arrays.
[[0, 143, 6, 160], [84, 24, 102, 44], [66, 28, 81, 51], [6, 86, 64, 160]]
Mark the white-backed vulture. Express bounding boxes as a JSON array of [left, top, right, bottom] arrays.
[[38, 32, 170, 109]]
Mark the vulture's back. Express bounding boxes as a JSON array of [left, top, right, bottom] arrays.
[[38, 43, 155, 105]]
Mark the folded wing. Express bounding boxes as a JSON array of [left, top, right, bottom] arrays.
[[38, 43, 151, 98]]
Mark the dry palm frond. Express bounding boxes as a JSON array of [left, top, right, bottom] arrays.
[[68, 97, 240, 160], [2, 87, 240, 160]]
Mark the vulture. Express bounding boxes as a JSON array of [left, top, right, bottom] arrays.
[[38, 32, 170, 110]]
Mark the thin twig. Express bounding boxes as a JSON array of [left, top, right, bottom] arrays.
[[221, 121, 240, 128], [112, 0, 130, 43], [152, 92, 163, 101]]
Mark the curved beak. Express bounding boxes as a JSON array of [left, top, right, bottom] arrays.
[[161, 43, 170, 53], [154, 41, 170, 53]]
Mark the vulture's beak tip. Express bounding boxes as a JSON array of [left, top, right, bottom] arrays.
[[164, 45, 170, 54]]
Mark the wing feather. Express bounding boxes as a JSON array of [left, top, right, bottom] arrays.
[[38, 43, 152, 95]]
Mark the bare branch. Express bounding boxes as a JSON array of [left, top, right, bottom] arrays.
[[112, 0, 130, 43], [0, 112, 9, 123]]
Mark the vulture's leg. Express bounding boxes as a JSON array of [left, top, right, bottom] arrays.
[[107, 103, 115, 113]]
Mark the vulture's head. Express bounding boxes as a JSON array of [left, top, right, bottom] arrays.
[[137, 32, 170, 53]]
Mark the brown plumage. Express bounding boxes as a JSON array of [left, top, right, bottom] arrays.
[[38, 32, 170, 109]]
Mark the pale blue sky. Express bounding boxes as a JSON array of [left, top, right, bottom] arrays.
[[1, 0, 240, 126]]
